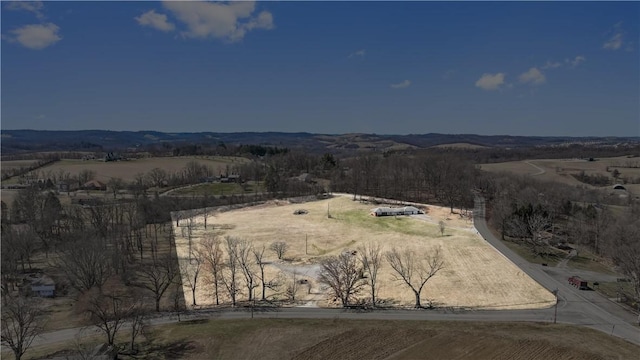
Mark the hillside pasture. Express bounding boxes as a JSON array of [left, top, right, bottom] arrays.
[[480, 156, 640, 194], [431, 142, 490, 149], [24, 156, 249, 183], [173, 195, 555, 310]]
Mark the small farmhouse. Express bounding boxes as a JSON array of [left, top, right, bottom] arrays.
[[29, 274, 55, 297], [370, 206, 423, 217], [83, 179, 107, 191]]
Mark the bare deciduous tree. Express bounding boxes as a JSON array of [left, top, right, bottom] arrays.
[[269, 241, 289, 260], [1, 296, 45, 360], [57, 235, 113, 293], [183, 256, 202, 307], [318, 252, 366, 307], [129, 302, 148, 353], [107, 177, 124, 199], [609, 220, 640, 299], [236, 239, 258, 301], [147, 167, 168, 188], [252, 244, 270, 301], [285, 271, 299, 302], [386, 246, 444, 308], [198, 235, 224, 305], [84, 290, 131, 346], [135, 254, 177, 312], [221, 236, 240, 306], [358, 242, 382, 307]]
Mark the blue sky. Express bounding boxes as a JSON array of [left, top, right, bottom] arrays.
[[1, 1, 639, 136]]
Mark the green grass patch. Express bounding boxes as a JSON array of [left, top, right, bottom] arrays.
[[173, 181, 264, 196], [567, 254, 617, 275], [501, 240, 563, 266], [594, 281, 634, 298], [335, 209, 438, 237], [594, 281, 638, 311]]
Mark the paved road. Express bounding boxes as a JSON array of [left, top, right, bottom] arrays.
[[26, 197, 640, 350], [474, 197, 639, 345]]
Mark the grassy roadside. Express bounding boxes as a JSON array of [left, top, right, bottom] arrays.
[[500, 239, 563, 267]]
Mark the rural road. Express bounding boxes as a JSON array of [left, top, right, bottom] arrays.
[[26, 197, 640, 350], [474, 197, 640, 346]]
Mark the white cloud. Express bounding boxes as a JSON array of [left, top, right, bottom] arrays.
[[566, 55, 586, 67], [135, 10, 176, 32], [5, 23, 61, 50], [541, 61, 562, 70], [4, 1, 44, 19], [390, 80, 411, 89], [603, 22, 625, 50], [603, 32, 623, 50], [519, 67, 546, 85], [162, 1, 274, 42], [475, 73, 505, 91], [349, 49, 365, 58]]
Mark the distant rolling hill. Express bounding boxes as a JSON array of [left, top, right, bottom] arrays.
[[1, 129, 638, 155]]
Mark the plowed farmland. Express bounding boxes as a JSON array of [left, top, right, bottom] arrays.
[[146, 318, 640, 360], [174, 195, 555, 309]]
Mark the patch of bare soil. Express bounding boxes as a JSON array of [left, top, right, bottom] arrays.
[[138, 319, 640, 360], [389, 332, 606, 360]]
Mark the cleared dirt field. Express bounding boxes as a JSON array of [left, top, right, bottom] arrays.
[[173, 195, 555, 309], [138, 318, 640, 360], [24, 156, 249, 183]]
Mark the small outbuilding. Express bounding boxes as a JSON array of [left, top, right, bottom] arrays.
[[29, 274, 56, 297], [83, 179, 107, 191], [613, 184, 627, 191]]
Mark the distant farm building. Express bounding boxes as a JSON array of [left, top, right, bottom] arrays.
[[370, 206, 423, 217], [613, 184, 627, 191], [83, 179, 107, 191], [220, 174, 242, 183], [28, 274, 56, 297]]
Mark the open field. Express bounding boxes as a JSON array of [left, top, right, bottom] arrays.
[[171, 181, 265, 196], [480, 156, 640, 195], [8, 156, 249, 183], [431, 142, 490, 149], [173, 195, 555, 310], [9, 318, 638, 360], [88, 319, 640, 360], [1, 159, 41, 170]]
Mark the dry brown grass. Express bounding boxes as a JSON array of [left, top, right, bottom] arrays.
[[480, 156, 640, 194], [174, 195, 555, 309]]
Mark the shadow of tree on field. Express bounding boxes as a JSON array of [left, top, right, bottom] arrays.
[[138, 339, 199, 359]]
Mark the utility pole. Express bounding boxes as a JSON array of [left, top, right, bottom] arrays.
[[552, 289, 559, 324], [305, 234, 308, 255]]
